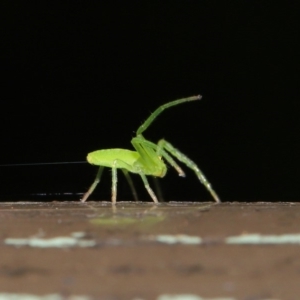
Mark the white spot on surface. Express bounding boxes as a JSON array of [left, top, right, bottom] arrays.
[[153, 235, 202, 245], [0, 294, 91, 300], [4, 232, 95, 248], [226, 233, 300, 244], [157, 295, 236, 300]]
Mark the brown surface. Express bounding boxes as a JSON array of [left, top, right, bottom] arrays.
[[0, 201, 299, 299]]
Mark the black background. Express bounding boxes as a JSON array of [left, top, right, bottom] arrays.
[[1, 2, 299, 202]]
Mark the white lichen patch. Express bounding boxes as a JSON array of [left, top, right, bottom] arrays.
[[226, 233, 300, 244], [0, 293, 91, 300], [157, 295, 236, 300], [4, 232, 96, 248], [152, 234, 202, 245], [151, 233, 300, 245]]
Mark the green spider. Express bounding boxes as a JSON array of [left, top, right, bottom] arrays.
[[81, 95, 220, 204]]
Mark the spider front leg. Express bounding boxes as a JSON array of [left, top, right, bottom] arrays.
[[132, 137, 186, 177], [158, 139, 221, 203], [138, 172, 159, 203]]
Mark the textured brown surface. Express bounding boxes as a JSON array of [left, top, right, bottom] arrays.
[[0, 201, 299, 299]]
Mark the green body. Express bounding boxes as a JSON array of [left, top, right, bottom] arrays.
[[81, 95, 220, 204], [87, 149, 139, 171], [87, 148, 167, 177]]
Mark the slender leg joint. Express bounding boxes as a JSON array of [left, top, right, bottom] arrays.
[[81, 167, 104, 202], [139, 172, 159, 204], [111, 161, 118, 204]]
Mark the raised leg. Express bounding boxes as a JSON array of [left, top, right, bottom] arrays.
[[158, 139, 221, 203], [137, 95, 201, 135], [81, 166, 104, 202]]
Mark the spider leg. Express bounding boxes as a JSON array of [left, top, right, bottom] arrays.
[[81, 166, 104, 202], [111, 159, 140, 204], [122, 169, 139, 201], [158, 139, 221, 203], [152, 177, 164, 202], [132, 137, 185, 177], [137, 95, 201, 135], [139, 171, 158, 203], [112, 161, 118, 204]]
